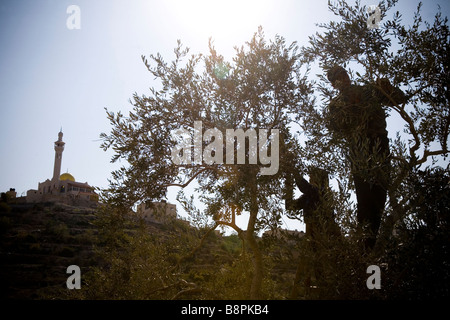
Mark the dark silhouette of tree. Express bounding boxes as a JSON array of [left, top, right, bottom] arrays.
[[382, 166, 450, 299]]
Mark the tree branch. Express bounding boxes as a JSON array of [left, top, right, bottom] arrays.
[[162, 167, 210, 188], [416, 149, 449, 165], [173, 222, 220, 271]]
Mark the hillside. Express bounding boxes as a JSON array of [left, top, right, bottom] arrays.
[[0, 202, 98, 299], [0, 201, 299, 299]]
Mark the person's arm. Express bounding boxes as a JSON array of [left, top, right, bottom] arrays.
[[284, 173, 296, 211], [375, 78, 408, 106], [284, 171, 315, 211], [293, 170, 316, 196]]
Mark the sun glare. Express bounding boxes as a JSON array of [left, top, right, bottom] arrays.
[[165, 0, 274, 44]]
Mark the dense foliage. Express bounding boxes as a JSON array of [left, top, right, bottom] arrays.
[[94, 0, 449, 299]]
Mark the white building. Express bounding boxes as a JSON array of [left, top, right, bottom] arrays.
[[137, 200, 177, 223], [26, 130, 98, 207]]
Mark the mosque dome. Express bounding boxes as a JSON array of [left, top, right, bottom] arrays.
[[60, 172, 75, 182]]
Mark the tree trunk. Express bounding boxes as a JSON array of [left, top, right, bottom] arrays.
[[246, 173, 263, 299]]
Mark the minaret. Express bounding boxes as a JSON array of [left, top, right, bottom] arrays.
[[52, 130, 65, 182]]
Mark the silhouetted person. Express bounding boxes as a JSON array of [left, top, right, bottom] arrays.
[[326, 66, 407, 249], [285, 167, 339, 240], [284, 166, 340, 298]]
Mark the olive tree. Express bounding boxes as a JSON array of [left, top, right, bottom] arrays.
[[100, 28, 312, 299]]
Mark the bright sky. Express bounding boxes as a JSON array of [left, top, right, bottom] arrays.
[[0, 0, 448, 233]]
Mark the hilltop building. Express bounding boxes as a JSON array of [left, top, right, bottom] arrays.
[[24, 130, 98, 207], [137, 200, 177, 223]]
